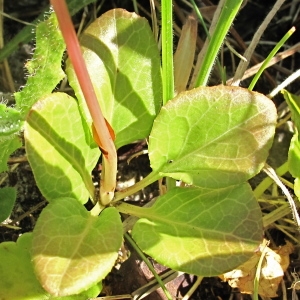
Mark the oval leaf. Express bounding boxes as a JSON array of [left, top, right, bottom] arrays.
[[66, 8, 162, 148], [132, 184, 263, 276], [149, 86, 277, 188], [0, 233, 47, 299], [24, 93, 100, 203], [32, 198, 122, 296], [0, 187, 16, 222]]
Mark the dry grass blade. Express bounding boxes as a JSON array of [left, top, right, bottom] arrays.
[[227, 42, 300, 86], [231, 0, 286, 86]]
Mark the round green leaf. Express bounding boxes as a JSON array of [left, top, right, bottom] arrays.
[[24, 93, 100, 203], [0, 233, 47, 299], [132, 184, 263, 276], [66, 8, 162, 148], [149, 85, 277, 188], [32, 198, 123, 296]]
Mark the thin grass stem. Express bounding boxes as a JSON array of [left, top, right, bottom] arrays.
[[248, 27, 295, 91], [125, 233, 173, 300]]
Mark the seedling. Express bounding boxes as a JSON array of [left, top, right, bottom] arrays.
[[0, 0, 284, 298]]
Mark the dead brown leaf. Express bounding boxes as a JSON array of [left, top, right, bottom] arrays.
[[219, 240, 294, 297]]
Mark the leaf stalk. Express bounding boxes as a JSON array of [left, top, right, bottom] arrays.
[[50, 0, 117, 205]]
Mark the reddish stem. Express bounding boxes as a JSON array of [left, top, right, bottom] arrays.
[[50, 0, 117, 205]]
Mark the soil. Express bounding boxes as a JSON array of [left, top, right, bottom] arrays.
[[1, 0, 300, 299]]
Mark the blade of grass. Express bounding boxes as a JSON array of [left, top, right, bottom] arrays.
[[248, 27, 295, 91], [125, 233, 173, 300], [161, 0, 176, 191], [161, 0, 174, 104], [191, 0, 244, 87]]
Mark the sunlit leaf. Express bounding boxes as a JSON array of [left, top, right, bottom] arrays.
[[149, 85, 277, 188], [25, 93, 100, 203], [131, 184, 263, 276], [32, 198, 122, 296], [67, 8, 162, 148]]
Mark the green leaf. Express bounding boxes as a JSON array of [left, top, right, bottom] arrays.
[[0, 233, 102, 299], [24, 93, 100, 203], [0, 104, 23, 174], [282, 90, 300, 179], [149, 86, 277, 188], [0, 136, 21, 173], [66, 8, 162, 148], [131, 184, 263, 276], [0, 104, 23, 136], [0, 233, 47, 299], [0, 187, 16, 222], [32, 198, 122, 296], [14, 13, 65, 116]]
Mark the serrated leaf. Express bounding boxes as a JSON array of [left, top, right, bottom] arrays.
[[24, 93, 100, 203], [66, 8, 162, 148], [0, 233, 101, 299], [0, 136, 21, 172], [14, 13, 65, 116], [149, 86, 277, 188], [32, 198, 122, 296], [131, 184, 263, 276], [0, 187, 16, 222]]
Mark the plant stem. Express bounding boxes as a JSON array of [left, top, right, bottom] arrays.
[[113, 171, 161, 202], [51, 0, 117, 205]]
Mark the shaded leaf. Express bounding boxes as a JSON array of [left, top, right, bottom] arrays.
[[282, 90, 300, 198], [149, 86, 277, 188], [66, 8, 162, 148], [131, 184, 263, 276], [0, 233, 47, 299], [0, 187, 16, 222], [32, 198, 122, 296], [25, 93, 100, 203], [0, 136, 21, 173]]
